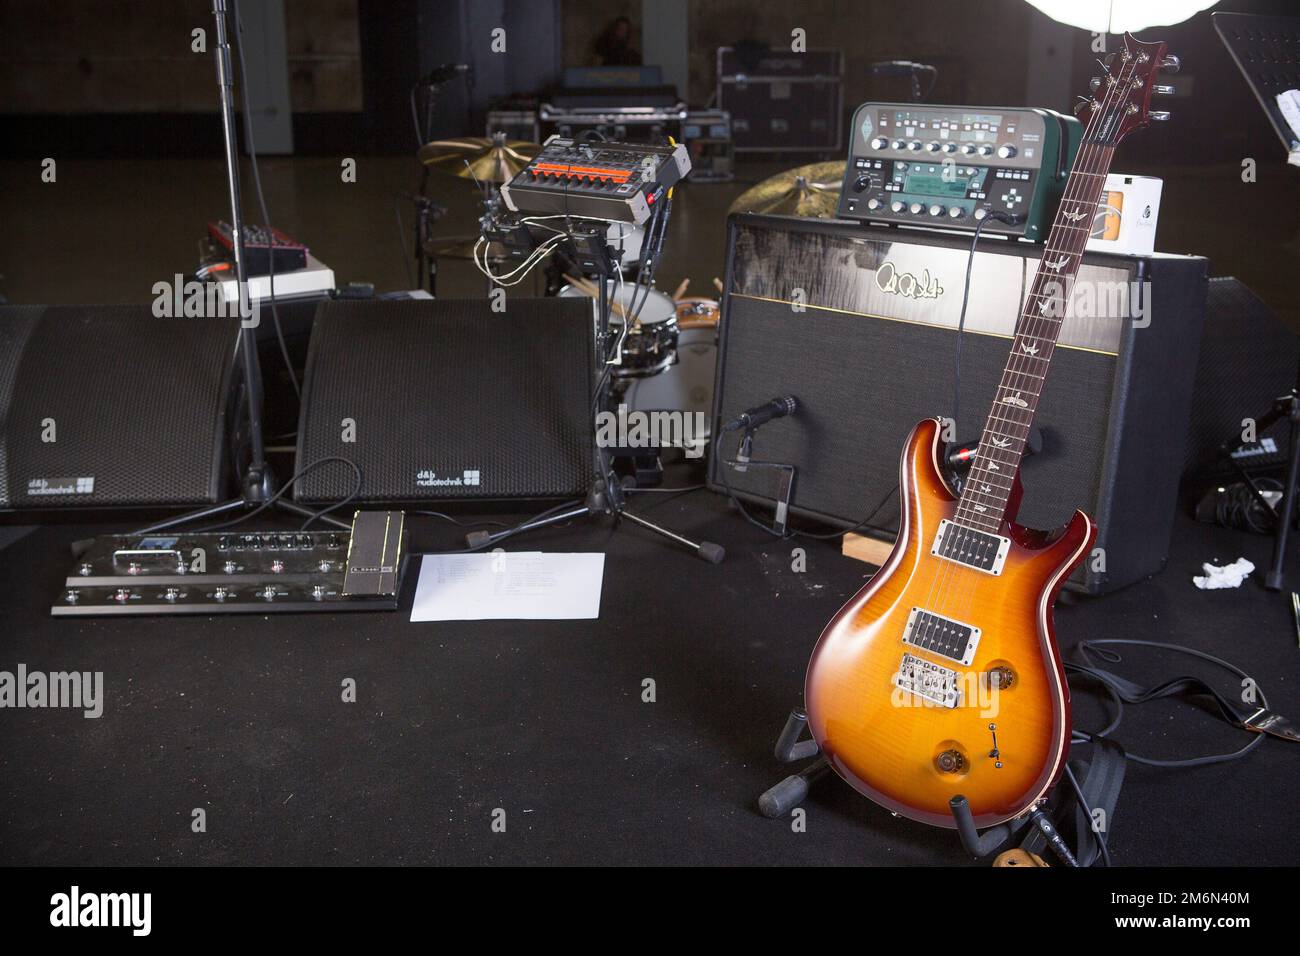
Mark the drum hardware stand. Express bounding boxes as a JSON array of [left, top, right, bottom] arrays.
[[465, 215, 725, 563], [407, 191, 447, 294], [757, 707, 1078, 865], [135, 0, 348, 535]]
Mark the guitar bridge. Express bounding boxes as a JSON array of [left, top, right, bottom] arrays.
[[893, 652, 961, 708]]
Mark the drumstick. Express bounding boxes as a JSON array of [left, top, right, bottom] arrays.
[[672, 278, 690, 300], [563, 274, 627, 320], [712, 276, 724, 293]]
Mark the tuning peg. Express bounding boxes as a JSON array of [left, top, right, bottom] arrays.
[[1159, 55, 1180, 74], [1152, 84, 1175, 95], [1149, 111, 1171, 122]]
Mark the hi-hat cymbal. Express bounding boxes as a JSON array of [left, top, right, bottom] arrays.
[[418, 134, 541, 183], [729, 161, 846, 217]]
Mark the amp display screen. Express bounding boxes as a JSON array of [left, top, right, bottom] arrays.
[[902, 173, 970, 198]]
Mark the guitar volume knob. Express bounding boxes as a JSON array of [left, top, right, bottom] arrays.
[[935, 749, 967, 774]]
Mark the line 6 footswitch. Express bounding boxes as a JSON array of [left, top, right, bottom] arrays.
[[837, 102, 1081, 241], [500, 136, 691, 224]]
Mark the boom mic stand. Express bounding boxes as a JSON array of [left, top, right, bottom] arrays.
[[137, 0, 348, 534]]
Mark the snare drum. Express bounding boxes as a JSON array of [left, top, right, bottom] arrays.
[[674, 297, 721, 328], [623, 324, 718, 454], [559, 280, 679, 378]]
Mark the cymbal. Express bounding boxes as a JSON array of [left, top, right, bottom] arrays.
[[422, 235, 507, 260], [418, 135, 541, 183], [728, 161, 846, 217]]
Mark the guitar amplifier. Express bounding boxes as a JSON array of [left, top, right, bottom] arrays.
[[708, 214, 1208, 594]]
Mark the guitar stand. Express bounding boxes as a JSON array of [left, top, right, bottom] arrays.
[[757, 706, 1078, 865]]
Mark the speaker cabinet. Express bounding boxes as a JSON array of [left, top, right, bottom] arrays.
[[1183, 277, 1299, 481], [0, 305, 240, 510], [709, 215, 1208, 594], [294, 298, 594, 503]]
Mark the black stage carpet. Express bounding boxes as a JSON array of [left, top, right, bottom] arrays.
[[1, 486, 1297, 866]]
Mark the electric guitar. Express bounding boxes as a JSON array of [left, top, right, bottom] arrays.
[[804, 33, 1176, 829]]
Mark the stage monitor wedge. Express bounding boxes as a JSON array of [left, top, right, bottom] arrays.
[[0, 305, 241, 511], [293, 298, 595, 504]]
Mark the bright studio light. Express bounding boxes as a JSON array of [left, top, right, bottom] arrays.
[[1023, 0, 1218, 33]]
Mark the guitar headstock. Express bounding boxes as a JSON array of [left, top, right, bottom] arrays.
[[1077, 33, 1178, 147]]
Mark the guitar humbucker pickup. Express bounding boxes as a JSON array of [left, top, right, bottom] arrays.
[[931, 519, 1011, 575], [902, 607, 981, 666]]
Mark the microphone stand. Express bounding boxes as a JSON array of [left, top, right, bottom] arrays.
[[463, 205, 724, 563], [135, 0, 347, 534]]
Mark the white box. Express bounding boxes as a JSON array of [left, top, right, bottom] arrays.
[[1085, 174, 1162, 256]]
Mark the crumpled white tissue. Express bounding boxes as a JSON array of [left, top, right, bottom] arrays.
[[1192, 558, 1255, 590]]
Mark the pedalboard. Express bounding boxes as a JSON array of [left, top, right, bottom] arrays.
[[837, 102, 1081, 241], [499, 136, 691, 224], [52, 512, 407, 617]]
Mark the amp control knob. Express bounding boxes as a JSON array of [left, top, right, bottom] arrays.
[[961, 143, 978, 155], [997, 144, 1018, 159], [867, 197, 882, 210], [891, 139, 906, 150], [974, 207, 989, 221], [977, 144, 994, 157], [889, 199, 906, 213], [942, 142, 958, 153], [948, 206, 965, 218], [870, 136, 889, 150], [907, 140, 923, 151], [925, 141, 941, 152], [908, 202, 924, 214], [853, 174, 870, 192], [928, 203, 943, 216]]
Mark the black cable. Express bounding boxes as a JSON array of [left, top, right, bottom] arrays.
[[413, 511, 511, 530], [1063, 764, 1111, 867], [710, 431, 899, 541], [187, 456, 362, 534], [416, 498, 586, 556], [952, 213, 1006, 437], [1066, 639, 1269, 768], [231, 0, 299, 400]]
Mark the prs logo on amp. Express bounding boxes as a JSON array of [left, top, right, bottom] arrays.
[[416, 468, 481, 488]]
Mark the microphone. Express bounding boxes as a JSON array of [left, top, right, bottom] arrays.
[[421, 62, 471, 85], [725, 396, 799, 432]]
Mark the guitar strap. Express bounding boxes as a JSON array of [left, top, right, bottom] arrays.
[[1020, 641, 1299, 865]]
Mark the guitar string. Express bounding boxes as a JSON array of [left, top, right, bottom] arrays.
[[943, 56, 1136, 634], [915, 49, 1142, 683], [915, 84, 1118, 656], [939, 52, 1142, 660]]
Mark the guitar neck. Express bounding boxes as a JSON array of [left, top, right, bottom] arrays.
[[953, 144, 1117, 533]]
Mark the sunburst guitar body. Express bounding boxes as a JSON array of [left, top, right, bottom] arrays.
[[804, 418, 1092, 828], [801, 32, 1173, 830]]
